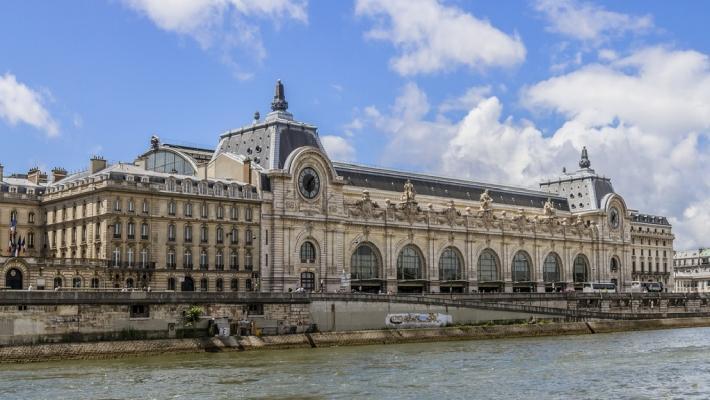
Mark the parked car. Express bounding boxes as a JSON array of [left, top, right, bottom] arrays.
[[629, 281, 643, 293]]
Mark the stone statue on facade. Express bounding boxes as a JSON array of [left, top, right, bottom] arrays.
[[348, 189, 383, 220], [401, 179, 416, 203], [479, 189, 493, 211], [543, 198, 555, 216], [150, 135, 160, 149]]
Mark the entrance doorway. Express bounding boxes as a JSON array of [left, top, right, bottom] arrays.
[[5, 268, 22, 289], [182, 276, 195, 291]]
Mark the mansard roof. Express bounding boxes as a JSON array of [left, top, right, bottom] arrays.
[[333, 162, 570, 211], [630, 211, 671, 226]]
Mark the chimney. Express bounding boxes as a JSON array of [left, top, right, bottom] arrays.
[[51, 167, 67, 183], [90, 155, 107, 174], [27, 167, 41, 184], [243, 158, 252, 186], [0, 163, 3, 183]]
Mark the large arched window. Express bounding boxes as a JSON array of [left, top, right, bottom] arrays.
[[231, 278, 239, 291], [397, 245, 423, 280], [573, 255, 589, 283], [439, 247, 463, 281], [351, 243, 380, 280], [145, 150, 196, 175], [216, 278, 224, 292], [543, 253, 561, 282], [478, 250, 499, 282], [53, 277, 63, 289], [72, 277, 82, 288], [167, 277, 176, 291], [512, 251, 532, 282], [300, 241, 316, 263]]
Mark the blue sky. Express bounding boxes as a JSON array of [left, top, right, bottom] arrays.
[[1, 0, 709, 248]]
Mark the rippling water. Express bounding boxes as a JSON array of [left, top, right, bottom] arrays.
[[3, 327, 710, 399]]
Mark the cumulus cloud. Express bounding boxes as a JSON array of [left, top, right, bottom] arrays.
[[123, 0, 308, 78], [534, 0, 653, 44], [321, 135, 356, 162], [0, 73, 59, 137], [355, 0, 525, 75], [356, 47, 710, 248]]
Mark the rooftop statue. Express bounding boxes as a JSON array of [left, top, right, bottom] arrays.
[[479, 189, 493, 211], [543, 198, 556, 217], [401, 179, 416, 203]]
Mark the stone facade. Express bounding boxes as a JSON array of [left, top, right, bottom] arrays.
[[0, 81, 674, 293], [673, 248, 710, 292]]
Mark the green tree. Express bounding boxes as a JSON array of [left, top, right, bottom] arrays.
[[183, 305, 204, 338]]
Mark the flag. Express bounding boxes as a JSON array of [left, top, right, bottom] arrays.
[[9, 214, 16, 234]]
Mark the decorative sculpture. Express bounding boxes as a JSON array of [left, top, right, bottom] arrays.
[[479, 189, 493, 211], [401, 179, 416, 203], [543, 198, 556, 217]]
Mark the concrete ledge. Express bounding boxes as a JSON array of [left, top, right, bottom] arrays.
[[587, 317, 710, 333], [4, 317, 710, 363]]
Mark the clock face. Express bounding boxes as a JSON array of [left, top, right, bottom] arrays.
[[298, 167, 320, 199], [609, 207, 620, 229]]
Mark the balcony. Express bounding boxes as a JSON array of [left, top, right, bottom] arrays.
[[230, 264, 239, 271], [183, 264, 193, 270], [244, 265, 253, 272], [113, 234, 121, 239], [166, 263, 176, 270], [215, 264, 224, 271], [109, 261, 156, 270], [141, 235, 149, 240], [127, 234, 135, 240], [200, 264, 209, 271]]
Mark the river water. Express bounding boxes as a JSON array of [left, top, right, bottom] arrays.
[[3, 327, 710, 400]]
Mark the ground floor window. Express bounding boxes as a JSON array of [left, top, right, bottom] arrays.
[[300, 272, 315, 291]]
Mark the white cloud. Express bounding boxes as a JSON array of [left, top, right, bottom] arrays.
[[0, 73, 59, 137], [534, 0, 653, 43], [357, 47, 710, 248], [123, 0, 308, 77], [355, 0, 525, 75], [438, 85, 491, 113], [522, 47, 710, 137], [321, 135, 356, 162]]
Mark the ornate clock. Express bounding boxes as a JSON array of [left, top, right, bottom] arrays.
[[298, 167, 320, 199]]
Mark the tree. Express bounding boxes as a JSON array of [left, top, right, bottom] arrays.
[[183, 305, 204, 338]]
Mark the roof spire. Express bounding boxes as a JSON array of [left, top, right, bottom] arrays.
[[271, 79, 288, 112], [579, 146, 591, 169]]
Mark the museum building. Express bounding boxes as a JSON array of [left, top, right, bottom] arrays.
[[0, 81, 674, 293]]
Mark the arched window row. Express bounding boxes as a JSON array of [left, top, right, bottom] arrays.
[[348, 243, 594, 285]]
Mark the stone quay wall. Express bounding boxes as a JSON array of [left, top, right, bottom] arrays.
[[0, 292, 313, 346], [3, 317, 710, 363]]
